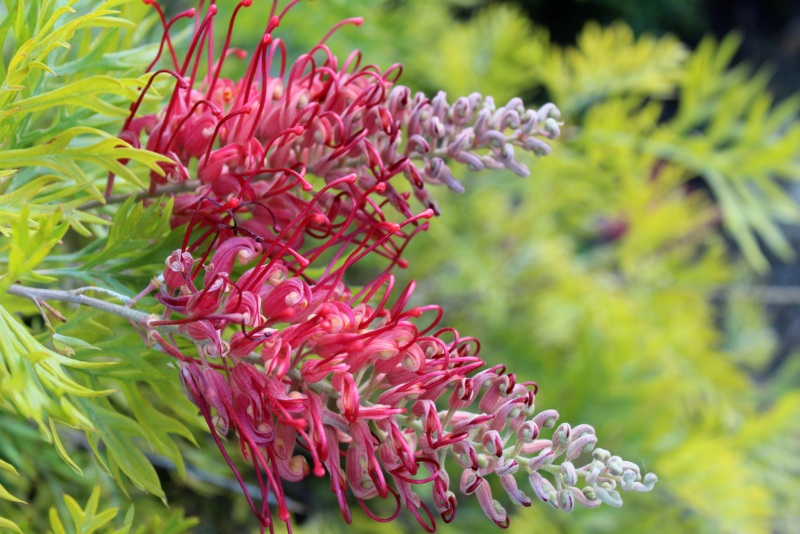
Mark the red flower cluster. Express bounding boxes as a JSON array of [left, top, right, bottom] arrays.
[[118, 1, 655, 532]]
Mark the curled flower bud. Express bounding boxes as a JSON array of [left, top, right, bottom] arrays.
[[544, 117, 561, 138], [517, 421, 539, 443], [560, 461, 578, 486], [533, 409, 559, 430], [558, 488, 575, 512], [596, 486, 624, 508], [586, 459, 607, 485], [460, 469, 482, 495], [635, 472, 659, 492], [621, 469, 637, 491], [529, 471, 557, 503], [593, 447, 611, 463], [474, 478, 509, 527], [164, 249, 193, 290], [566, 432, 598, 460]]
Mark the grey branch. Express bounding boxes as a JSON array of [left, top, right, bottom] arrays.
[[6, 284, 153, 326]]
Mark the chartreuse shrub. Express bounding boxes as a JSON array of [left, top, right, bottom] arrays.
[[0, 1, 196, 532], [391, 6, 800, 534], [0, 1, 795, 534]]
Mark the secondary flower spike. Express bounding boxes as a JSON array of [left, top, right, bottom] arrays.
[[118, 1, 656, 532]]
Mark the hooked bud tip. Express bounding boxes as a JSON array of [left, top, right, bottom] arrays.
[[382, 222, 401, 233]]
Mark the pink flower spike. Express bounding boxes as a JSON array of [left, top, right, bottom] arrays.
[[127, 2, 656, 531]]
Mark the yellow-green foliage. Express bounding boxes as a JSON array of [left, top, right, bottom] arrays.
[[0, 2, 193, 532], [389, 8, 800, 534], [0, 0, 169, 230]]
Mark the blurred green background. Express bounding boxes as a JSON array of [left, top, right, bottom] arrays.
[[4, 1, 800, 533]]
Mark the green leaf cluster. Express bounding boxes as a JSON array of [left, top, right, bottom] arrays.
[[0, 0, 170, 241], [0, 1, 194, 531]]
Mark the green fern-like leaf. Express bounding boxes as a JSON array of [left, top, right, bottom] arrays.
[[0, 0, 169, 240], [542, 21, 688, 116]]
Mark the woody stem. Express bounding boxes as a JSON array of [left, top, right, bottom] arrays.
[[6, 284, 153, 326]]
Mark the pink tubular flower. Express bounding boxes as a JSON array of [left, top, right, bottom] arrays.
[[118, 2, 656, 532]]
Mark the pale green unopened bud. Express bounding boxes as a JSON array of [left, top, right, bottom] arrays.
[[592, 448, 610, 463], [621, 469, 637, 491], [632, 472, 658, 492], [585, 459, 606, 485], [544, 117, 561, 138], [608, 456, 624, 476], [595, 486, 623, 508]]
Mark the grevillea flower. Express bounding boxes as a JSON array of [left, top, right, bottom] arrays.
[[117, 2, 656, 532]]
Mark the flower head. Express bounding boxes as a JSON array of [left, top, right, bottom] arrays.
[[120, 1, 655, 531]]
